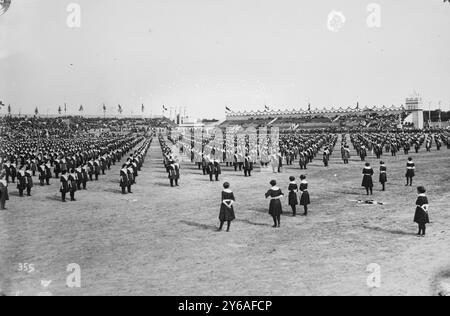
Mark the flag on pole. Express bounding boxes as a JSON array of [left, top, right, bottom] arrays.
[[141, 104, 145, 113]]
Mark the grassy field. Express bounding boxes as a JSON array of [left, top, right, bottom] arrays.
[[1, 137, 450, 296]]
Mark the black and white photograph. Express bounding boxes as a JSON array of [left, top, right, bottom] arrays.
[[1, 0, 450, 300]]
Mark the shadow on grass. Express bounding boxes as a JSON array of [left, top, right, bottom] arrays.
[[333, 190, 363, 196], [252, 208, 292, 217], [235, 219, 272, 227], [180, 220, 218, 231], [362, 225, 417, 236], [153, 182, 172, 187], [45, 195, 63, 202], [104, 188, 121, 194]]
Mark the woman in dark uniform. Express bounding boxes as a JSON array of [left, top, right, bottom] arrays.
[[68, 169, 78, 201], [218, 182, 235, 232], [213, 160, 221, 182], [288, 176, 298, 216], [265, 180, 284, 228], [25, 167, 33, 197], [120, 164, 129, 194], [17, 166, 27, 197], [60, 170, 69, 202], [379, 161, 387, 191], [299, 175, 311, 216], [362, 162, 374, 195], [0, 171, 9, 210], [414, 186, 429, 237], [406, 157, 415, 186]]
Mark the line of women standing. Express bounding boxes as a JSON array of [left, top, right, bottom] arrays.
[[287, 175, 310, 217]]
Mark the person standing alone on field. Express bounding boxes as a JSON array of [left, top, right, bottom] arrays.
[[406, 157, 415, 186], [414, 186, 429, 237], [265, 180, 284, 228], [218, 182, 235, 232], [379, 161, 387, 191], [362, 162, 374, 196]]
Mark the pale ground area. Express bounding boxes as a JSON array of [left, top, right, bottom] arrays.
[[1, 136, 449, 296]]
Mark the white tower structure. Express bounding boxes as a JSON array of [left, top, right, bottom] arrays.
[[405, 97, 424, 129]]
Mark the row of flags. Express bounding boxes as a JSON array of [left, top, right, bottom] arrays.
[[2, 102, 170, 116], [224, 103, 365, 113], [225, 104, 312, 113], [2, 103, 147, 116]]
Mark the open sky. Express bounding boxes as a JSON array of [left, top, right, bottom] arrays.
[[0, 0, 450, 119]]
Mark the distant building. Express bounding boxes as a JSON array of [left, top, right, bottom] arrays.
[[404, 97, 424, 129]]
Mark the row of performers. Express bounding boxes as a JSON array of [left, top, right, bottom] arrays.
[[361, 157, 416, 195], [0, 135, 144, 185], [0, 136, 150, 206], [160, 136, 181, 187], [118, 138, 152, 194], [176, 133, 338, 169], [218, 180, 430, 237], [216, 176, 311, 232], [351, 132, 450, 160], [190, 137, 338, 174]]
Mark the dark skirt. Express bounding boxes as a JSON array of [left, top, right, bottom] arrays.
[[219, 205, 235, 222], [406, 170, 415, 178], [414, 207, 429, 224], [379, 173, 387, 184], [362, 175, 373, 188], [300, 191, 310, 205], [269, 199, 283, 217], [0, 188, 9, 201], [288, 192, 298, 206]]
